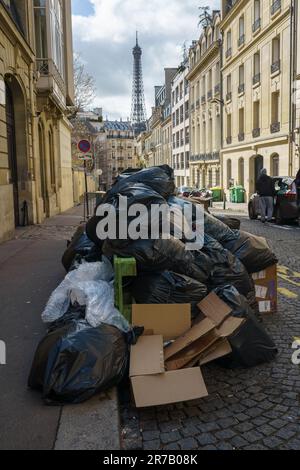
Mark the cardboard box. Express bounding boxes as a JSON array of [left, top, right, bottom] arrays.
[[130, 304, 208, 408], [252, 264, 278, 314], [164, 294, 244, 371]]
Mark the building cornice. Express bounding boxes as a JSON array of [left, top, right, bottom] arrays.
[[0, 6, 35, 64], [220, 0, 248, 30], [187, 41, 220, 81], [222, 6, 291, 71], [221, 134, 289, 154]]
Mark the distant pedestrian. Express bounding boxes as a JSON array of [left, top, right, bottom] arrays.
[[256, 168, 275, 223]]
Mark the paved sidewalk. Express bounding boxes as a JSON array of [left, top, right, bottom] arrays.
[[0, 205, 120, 450], [211, 202, 248, 215]]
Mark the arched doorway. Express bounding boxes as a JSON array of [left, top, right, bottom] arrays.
[[271, 153, 279, 176], [5, 83, 19, 226], [250, 154, 264, 194]]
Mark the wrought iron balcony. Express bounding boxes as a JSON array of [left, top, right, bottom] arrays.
[[226, 92, 232, 102], [238, 34, 245, 47], [201, 95, 206, 104], [207, 90, 213, 101], [271, 60, 281, 74], [238, 133, 245, 142], [212, 152, 220, 161], [226, 136, 232, 144], [252, 128, 261, 138], [185, 112, 189, 119], [238, 83, 245, 94], [253, 73, 261, 86], [252, 18, 261, 33], [214, 83, 220, 95], [36, 58, 66, 108], [271, 0, 281, 16], [271, 122, 280, 133], [196, 99, 200, 108], [226, 47, 232, 59]]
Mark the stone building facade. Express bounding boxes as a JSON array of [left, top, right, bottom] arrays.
[[220, 0, 293, 200], [171, 60, 191, 187], [0, 0, 74, 242], [187, 11, 222, 190]]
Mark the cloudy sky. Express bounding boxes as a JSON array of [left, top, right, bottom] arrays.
[[72, 0, 219, 120]]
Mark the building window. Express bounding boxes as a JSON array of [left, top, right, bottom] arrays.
[[226, 74, 232, 101], [215, 168, 221, 187], [238, 15, 245, 46], [271, 91, 280, 132], [271, 154, 279, 176], [34, 0, 48, 60], [226, 30, 232, 58], [238, 64, 245, 93], [208, 169, 213, 188], [253, 0, 261, 32], [253, 52, 261, 85], [239, 108, 245, 141], [271, 36, 281, 74], [49, 0, 65, 77], [253, 100, 260, 136], [226, 114, 232, 144]]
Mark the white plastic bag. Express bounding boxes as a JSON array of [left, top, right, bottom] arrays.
[[42, 259, 114, 323]]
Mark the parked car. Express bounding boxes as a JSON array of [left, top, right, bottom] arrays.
[[190, 188, 213, 199], [176, 186, 193, 197], [248, 177, 300, 225]]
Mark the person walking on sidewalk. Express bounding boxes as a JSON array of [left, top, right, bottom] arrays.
[[256, 169, 275, 223]]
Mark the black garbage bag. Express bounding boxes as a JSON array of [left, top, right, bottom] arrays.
[[105, 165, 175, 200], [212, 285, 277, 368], [213, 215, 241, 231], [62, 225, 96, 272], [131, 271, 207, 316], [224, 231, 278, 274], [28, 321, 128, 404], [204, 212, 240, 244], [198, 235, 255, 300], [103, 237, 211, 283]]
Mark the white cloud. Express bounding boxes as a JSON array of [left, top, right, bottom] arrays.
[[72, 0, 220, 119]]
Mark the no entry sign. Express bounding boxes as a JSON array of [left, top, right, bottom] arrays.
[[78, 139, 91, 153]]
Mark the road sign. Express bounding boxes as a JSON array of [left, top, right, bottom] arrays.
[[78, 139, 91, 153], [78, 153, 93, 161]]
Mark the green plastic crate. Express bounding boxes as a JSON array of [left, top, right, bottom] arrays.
[[114, 256, 137, 323]]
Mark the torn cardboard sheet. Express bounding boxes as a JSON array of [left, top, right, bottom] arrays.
[[197, 292, 232, 325]]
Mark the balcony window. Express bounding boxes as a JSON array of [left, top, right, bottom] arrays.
[[253, 52, 261, 85], [238, 15, 245, 46], [226, 30, 232, 58], [271, 36, 281, 74], [253, 0, 261, 32], [49, 0, 65, 78], [253, 100, 260, 137], [34, 0, 48, 63], [271, 0, 281, 16], [238, 64, 245, 94], [271, 91, 280, 132], [226, 114, 232, 144], [239, 108, 245, 141]]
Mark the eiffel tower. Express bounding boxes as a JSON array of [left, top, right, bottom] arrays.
[[130, 32, 147, 136]]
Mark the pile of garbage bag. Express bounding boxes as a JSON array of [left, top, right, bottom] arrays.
[[29, 165, 278, 406]]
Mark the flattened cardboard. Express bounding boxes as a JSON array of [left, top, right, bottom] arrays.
[[132, 304, 191, 340], [164, 318, 215, 361], [199, 339, 232, 366], [165, 330, 218, 371], [131, 368, 208, 408], [130, 336, 165, 378], [197, 292, 232, 325], [216, 317, 245, 338]]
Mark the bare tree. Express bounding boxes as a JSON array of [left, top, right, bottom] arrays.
[[198, 6, 213, 28], [73, 53, 96, 115]]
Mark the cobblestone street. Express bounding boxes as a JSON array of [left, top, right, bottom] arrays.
[[119, 216, 300, 451]]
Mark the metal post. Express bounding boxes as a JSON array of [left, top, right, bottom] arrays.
[[84, 160, 89, 220]]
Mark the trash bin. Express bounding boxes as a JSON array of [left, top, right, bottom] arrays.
[[235, 186, 246, 204], [229, 187, 236, 203], [211, 187, 223, 202]]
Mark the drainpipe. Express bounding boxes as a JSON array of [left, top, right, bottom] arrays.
[[219, 34, 225, 209], [289, 0, 295, 177]]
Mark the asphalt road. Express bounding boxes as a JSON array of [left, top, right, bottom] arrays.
[[120, 216, 300, 451]]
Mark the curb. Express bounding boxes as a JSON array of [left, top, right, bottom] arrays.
[[54, 387, 120, 450]]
